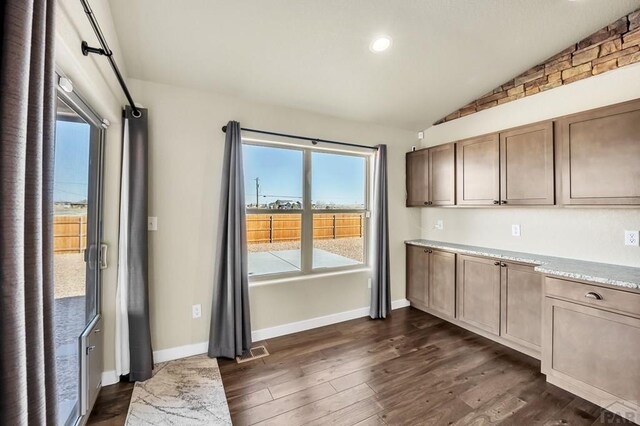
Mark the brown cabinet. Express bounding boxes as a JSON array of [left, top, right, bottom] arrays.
[[428, 143, 456, 206], [500, 262, 542, 354], [543, 277, 640, 420], [456, 254, 501, 334], [406, 246, 455, 318], [559, 100, 640, 205], [500, 122, 554, 205], [406, 144, 455, 207], [428, 249, 456, 318], [456, 134, 500, 205], [406, 245, 428, 306], [406, 149, 429, 206]]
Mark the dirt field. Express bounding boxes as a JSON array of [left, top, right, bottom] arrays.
[[248, 237, 364, 262], [54, 253, 86, 299]]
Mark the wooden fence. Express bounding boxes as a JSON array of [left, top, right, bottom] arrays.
[[247, 213, 364, 243], [54, 215, 87, 254]]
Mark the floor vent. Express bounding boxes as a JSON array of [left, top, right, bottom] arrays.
[[236, 346, 270, 364]]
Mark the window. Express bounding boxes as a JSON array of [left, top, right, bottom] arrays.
[[243, 142, 370, 278]]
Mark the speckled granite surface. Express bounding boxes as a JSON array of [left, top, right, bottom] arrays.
[[126, 355, 232, 425], [405, 239, 640, 291]]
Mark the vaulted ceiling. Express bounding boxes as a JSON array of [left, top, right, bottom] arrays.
[[108, 0, 640, 130]]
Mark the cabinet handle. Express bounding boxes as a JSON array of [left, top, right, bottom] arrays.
[[500, 200, 507, 205], [424, 249, 428, 253], [493, 200, 499, 204], [424, 201, 429, 205], [428, 249, 433, 253], [500, 262, 507, 267], [494, 261, 500, 266], [585, 292, 603, 301]]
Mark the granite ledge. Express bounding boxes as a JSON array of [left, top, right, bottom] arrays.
[[405, 239, 640, 291]]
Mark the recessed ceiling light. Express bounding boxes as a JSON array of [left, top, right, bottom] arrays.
[[369, 35, 392, 53]]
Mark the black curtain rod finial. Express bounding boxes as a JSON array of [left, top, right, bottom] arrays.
[[221, 125, 228, 133]]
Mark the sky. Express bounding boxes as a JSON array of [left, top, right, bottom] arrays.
[[54, 120, 90, 203], [243, 144, 366, 208]]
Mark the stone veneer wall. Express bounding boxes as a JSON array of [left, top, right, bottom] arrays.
[[434, 9, 640, 125]]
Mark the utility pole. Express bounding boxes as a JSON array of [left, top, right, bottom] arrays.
[[254, 177, 260, 208]]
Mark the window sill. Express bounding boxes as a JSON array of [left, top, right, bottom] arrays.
[[249, 267, 372, 288]]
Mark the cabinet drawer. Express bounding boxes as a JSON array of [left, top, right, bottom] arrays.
[[545, 277, 640, 318]]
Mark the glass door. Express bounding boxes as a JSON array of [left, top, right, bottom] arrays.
[[53, 80, 104, 426]]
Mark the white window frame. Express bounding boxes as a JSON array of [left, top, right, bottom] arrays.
[[243, 139, 372, 282]]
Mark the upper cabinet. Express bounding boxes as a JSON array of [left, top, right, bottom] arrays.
[[429, 143, 456, 206], [500, 122, 555, 205], [456, 134, 500, 205], [408, 97, 639, 208], [406, 143, 455, 207], [406, 149, 429, 206], [559, 100, 640, 205]]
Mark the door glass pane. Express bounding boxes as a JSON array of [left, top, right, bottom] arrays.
[[53, 98, 99, 425], [243, 144, 302, 276]]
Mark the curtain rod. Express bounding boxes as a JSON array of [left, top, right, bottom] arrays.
[[221, 125, 378, 151], [79, 0, 141, 118]]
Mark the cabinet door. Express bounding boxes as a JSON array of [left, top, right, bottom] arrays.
[[406, 245, 428, 307], [500, 122, 554, 205], [428, 250, 456, 318], [428, 143, 456, 206], [406, 150, 429, 206], [543, 298, 640, 411], [457, 254, 501, 334], [560, 100, 640, 205], [456, 134, 500, 205], [500, 263, 542, 352]]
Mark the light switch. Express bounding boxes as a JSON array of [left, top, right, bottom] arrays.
[[148, 216, 158, 231], [511, 224, 521, 237], [625, 230, 639, 246], [192, 304, 202, 319]]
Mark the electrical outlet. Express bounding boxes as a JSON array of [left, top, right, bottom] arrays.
[[148, 216, 158, 231], [192, 304, 202, 319], [625, 230, 639, 246], [435, 220, 444, 230], [511, 224, 521, 237]]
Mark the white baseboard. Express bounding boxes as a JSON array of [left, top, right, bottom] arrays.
[[100, 298, 410, 382], [102, 370, 119, 387], [252, 298, 410, 341], [153, 341, 210, 364]]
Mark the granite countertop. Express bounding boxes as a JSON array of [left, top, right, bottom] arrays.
[[405, 239, 640, 291]]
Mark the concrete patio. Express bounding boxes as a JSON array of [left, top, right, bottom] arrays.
[[248, 248, 360, 276]]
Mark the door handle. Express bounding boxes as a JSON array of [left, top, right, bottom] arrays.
[[100, 243, 108, 270], [86, 345, 96, 355]]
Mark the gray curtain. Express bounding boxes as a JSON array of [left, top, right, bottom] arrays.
[[0, 0, 58, 423], [208, 121, 252, 359], [370, 144, 391, 319], [120, 106, 153, 381]]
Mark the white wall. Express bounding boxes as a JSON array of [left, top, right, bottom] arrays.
[[420, 62, 640, 268], [55, 0, 126, 378], [123, 79, 419, 363]]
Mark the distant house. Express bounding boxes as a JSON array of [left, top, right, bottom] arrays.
[[268, 199, 302, 210]]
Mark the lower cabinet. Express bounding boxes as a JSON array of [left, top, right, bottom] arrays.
[[543, 277, 640, 421], [406, 245, 455, 318], [500, 262, 543, 352], [456, 254, 502, 335]]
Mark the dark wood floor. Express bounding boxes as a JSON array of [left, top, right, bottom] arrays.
[[89, 307, 633, 425]]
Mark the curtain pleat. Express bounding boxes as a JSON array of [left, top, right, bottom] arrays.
[[0, 0, 58, 424], [208, 121, 252, 359], [117, 107, 153, 382], [370, 144, 391, 319]]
